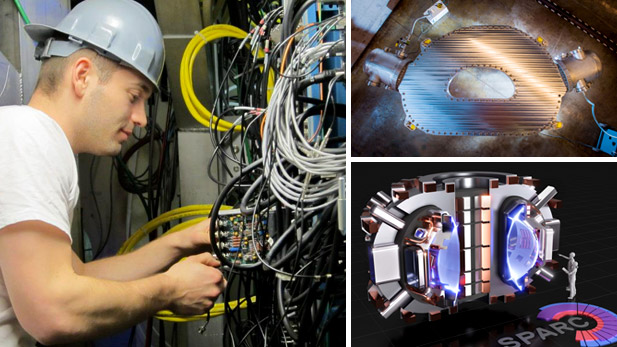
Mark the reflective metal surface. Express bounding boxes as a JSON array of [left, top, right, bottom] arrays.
[[554, 47, 602, 92], [399, 26, 567, 136], [364, 48, 411, 90]]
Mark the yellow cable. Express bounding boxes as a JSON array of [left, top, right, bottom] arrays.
[[180, 24, 275, 132], [117, 204, 233, 254], [155, 296, 256, 322], [119, 210, 211, 254], [162, 217, 207, 237], [117, 205, 244, 322]]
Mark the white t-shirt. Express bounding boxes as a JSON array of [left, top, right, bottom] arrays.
[[0, 105, 79, 346]]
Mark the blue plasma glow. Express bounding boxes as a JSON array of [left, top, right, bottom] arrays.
[[445, 285, 460, 295], [504, 204, 539, 291], [437, 221, 461, 298], [415, 228, 427, 238]]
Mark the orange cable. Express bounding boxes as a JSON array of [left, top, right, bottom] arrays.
[[260, 23, 318, 139]]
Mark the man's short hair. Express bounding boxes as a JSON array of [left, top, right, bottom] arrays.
[[35, 48, 119, 95]]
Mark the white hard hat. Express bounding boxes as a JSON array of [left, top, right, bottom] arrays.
[[25, 0, 165, 91]]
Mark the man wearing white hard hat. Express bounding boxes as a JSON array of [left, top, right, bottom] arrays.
[[0, 0, 225, 345]]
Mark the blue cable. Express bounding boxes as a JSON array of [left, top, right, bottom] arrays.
[[582, 90, 614, 140]]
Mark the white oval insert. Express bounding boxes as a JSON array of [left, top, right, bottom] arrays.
[[448, 67, 516, 99]]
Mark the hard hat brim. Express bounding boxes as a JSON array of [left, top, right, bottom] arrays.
[[24, 23, 60, 44]]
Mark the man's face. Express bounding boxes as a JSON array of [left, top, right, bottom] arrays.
[[82, 66, 152, 156]]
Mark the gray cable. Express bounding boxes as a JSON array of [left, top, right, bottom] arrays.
[[261, 15, 345, 212], [410, 15, 429, 37]]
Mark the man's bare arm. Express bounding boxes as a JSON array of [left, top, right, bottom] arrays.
[[0, 220, 223, 345], [75, 219, 212, 281]]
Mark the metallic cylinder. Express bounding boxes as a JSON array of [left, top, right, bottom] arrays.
[[379, 291, 411, 318], [338, 176, 345, 235], [554, 47, 602, 92], [535, 267, 555, 282], [363, 48, 412, 90]]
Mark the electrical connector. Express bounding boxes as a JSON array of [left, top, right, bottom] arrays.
[[424, 1, 449, 25], [596, 127, 617, 156]]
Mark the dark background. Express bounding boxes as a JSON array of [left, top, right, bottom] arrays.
[[351, 162, 617, 346]]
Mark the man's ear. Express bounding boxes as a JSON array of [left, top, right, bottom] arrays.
[[71, 57, 95, 99]]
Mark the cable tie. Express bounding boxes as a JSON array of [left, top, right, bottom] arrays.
[[194, 30, 209, 44], [275, 273, 293, 281]]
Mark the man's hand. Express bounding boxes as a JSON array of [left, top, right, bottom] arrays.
[[170, 218, 213, 257], [163, 252, 225, 315], [78, 218, 216, 283]]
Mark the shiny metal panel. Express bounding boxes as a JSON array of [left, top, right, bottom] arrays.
[[554, 48, 602, 92], [399, 26, 567, 136], [364, 48, 412, 89]]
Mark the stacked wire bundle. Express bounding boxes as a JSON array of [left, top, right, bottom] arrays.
[[261, 14, 345, 212]]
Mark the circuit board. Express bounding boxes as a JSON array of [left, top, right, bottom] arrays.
[[216, 209, 270, 265]]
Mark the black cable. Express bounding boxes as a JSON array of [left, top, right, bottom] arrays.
[[113, 156, 152, 217], [295, 69, 338, 92], [146, 94, 161, 254], [281, 0, 294, 39], [207, 31, 273, 186], [92, 160, 114, 260], [208, 35, 251, 177], [276, 277, 299, 340], [272, 207, 340, 343], [158, 319, 165, 347], [321, 72, 344, 139], [540, 131, 596, 150], [223, 271, 241, 346], [290, 0, 317, 37], [115, 128, 162, 194], [209, 158, 264, 269], [89, 156, 103, 261], [206, 108, 243, 185], [268, 209, 329, 268], [308, 213, 342, 342], [298, 102, 346, 123], [315, 302, 344, 345], [237, 316, 270, 345], [171, 322, 178, 347], [239, 175, 277, 215]]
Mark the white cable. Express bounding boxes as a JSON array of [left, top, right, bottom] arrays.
[[410, 15, 429, 37], [261, 15, 345, 212]]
